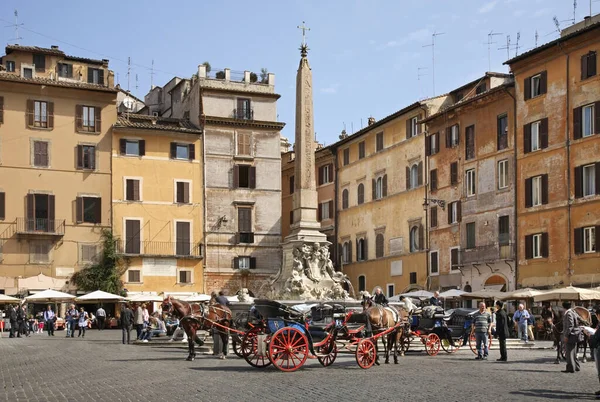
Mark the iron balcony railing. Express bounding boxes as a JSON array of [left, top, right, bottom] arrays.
[[459, 243, 515, 265], [233, 108, 254, 120], [16, 218, 65, 236], [116, 240, 203, 258]]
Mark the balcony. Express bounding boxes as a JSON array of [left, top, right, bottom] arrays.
[[233, 108, 254, 120], [116, 241, 203, 259], [16, 218, 65, 236], [459, 243, 515, 265]]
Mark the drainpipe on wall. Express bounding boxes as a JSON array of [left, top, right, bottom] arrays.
[[420, 104, 430, 290], [332, 149, 339, 271], [502, 85, 517, 289], [199, 86, 208, 294]]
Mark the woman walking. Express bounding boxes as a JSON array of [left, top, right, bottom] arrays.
[[78, 307, 89, 338]]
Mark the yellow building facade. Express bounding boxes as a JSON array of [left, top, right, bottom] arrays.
[[112, 114, 204, 298]]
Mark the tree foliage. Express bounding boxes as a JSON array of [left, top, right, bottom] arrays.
[[70, 230, 127, 295], [260, 68, 269, 83], [202, 61, 211, 73]]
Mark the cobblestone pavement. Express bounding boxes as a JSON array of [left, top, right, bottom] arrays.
[[1, 330, 598, 402]]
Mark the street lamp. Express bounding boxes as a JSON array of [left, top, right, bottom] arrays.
[[423, 197, 446, 210]]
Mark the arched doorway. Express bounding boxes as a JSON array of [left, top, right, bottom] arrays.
[[484, 274, 507, 292]]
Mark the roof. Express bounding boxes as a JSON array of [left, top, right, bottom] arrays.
[[5, 44, 105, 65], [114, 113, 203, 134], [0, 72, 117, 93], [200, 86, 282, 100], [505, 19, 600, 65], [203, 115, 285, 131], [450, 72, 511, 94], [116, 85, 145, 103]]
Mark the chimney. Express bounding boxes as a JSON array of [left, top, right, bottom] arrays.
[[584, 15, 592, 26], [368, 116, 376, 126], [339, 129, 348, 139], [51, 45, 59, 50]]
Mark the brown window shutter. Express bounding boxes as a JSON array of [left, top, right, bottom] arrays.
[[233, 257, 239, 269], [540, 118, 548, 149], [582, 53, 589, 80], [170, 142, 177, 159], [382, 174, 388, 197], [445, 127, 451, 148], [95, 107, 101, 132], [524, 77, 531, 100], [573, 107, 582, 139], [431, 206, 437, 227], [590, 52, 597, 77], [430, 169, 437, 191], [541, 232, 549, 257], [76, 145, 83, 168], [138, 140, 146, 156], [406, 119, 411, 139], [434, 132, 440, 153], [233, 165, 239, 188], [455, 124, 460, 145], [574, 227, 583, 254], [541, 174, 549, 205], [318, 203, 322, 221], [0, 192, 5, 220], [48, 195, 55, 231], [188, 144, 195, 160], [75, 105, 83, 131], [47, 102, 54, 129], [364, 238, 369, 260], [75, 196, 84, 223], [525, 235, 533, 259], [26, 99, 34, 126], [94, 198, 101, 223], [425, 135, 431, 156], [0, 96, 4, 124], [26, 193, 34, 230], [126, 180, 133, 200], [372, 178, 376, 200], [524, 123, 531, 153], [595, 102, 600, 134], [447, 204, 452, 225], [328, 164, 333, 182], [417, 114, 422, 134], [596, 226, 600, 251], [406, 166, 410, 189], [457, 201, 462, 222], [525, 177, 532, 207], [250, 257, 256, 269], [328, 200, 333, 216], [540, 71, 547, 94], [90, 147, 96, 170], [574, 166, 583, 198], [176, 182, 184, 203], [418, 225, 424, 250], [249, 167, 256, 189], [596, 163, 600, 195], [133, 180, 140, 201], [418, 161, 423, 186], [450, 162, 457, 185], [119, 139, 126, 155], [184, 182, 190, 203]]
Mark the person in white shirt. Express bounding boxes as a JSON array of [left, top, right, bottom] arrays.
[[399, 296, 417, 314], [77, 307, 89, 338], [96, 306, 106, 330]]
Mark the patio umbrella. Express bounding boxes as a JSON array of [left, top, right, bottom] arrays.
[[185, 294, 211, 302], [75, 290, 124, 302], [498, 288, 544, 301], [400, 290, 434, 299], [127, 293, 163, 303], [460, 289, 507, 300], [0, 294, 21, 303], [533, 286, 600, 302], [24, 289, 75, 302], [439, 289, 466, 299]]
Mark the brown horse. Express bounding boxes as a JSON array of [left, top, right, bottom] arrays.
[[162, 296, 233, 361], [550, 306, 592, 364], [361, 295, 406, 364]]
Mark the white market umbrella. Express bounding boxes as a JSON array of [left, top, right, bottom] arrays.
[[534, 286, 600, 302], [127, 293, 163, 302], [0, 294, 21, 303], [499, 288, 544, 301], [400, 290, 434, 299], [439, 289, 466, 299], [185, 294, 211, 302], [460, 289, 507, 300], [24, 289, 75, 302], [75, 290, 124, 302]]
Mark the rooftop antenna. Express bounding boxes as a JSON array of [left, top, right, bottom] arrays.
[[498, 35, 511, 61], [351, 122, 354, 134], [560, 1, 577, 25], [150, 59, 155, 89], [423, 31, 445, 96], [514, 32, 521, 57], [127, 57, 131, 91], [418, 67, 428, 100], [535, 30, 539, 47], [5, 10, 23, 42], [135, 74, 139, 91], [553, 16, 561, 35], [116, 72, 120, 86], [360, 118, 363, 129], [485, 31, 503, 71]]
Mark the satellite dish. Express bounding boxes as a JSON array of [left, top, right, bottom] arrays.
[[122, 96, 134, 110]]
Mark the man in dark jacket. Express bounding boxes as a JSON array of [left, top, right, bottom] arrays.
[[8, 305, 18, 338], [372, 287, 389, 306], [495, 300, 509, 362], [213, 291, 230, 358], [120, 303, 134, 345], [215, 291, 230, 307], [562, 301, 581, 373]]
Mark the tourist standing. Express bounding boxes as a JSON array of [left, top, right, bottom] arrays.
[[19, 305, 29, 337], [213, 290, 230, 359], [78, 307, 89, 338], [134, 303, 144, 340], [562, 301, 581, 373], [495, 300, 509, 362], [8, 305, 18, 338], [43, 305, 55, 336], [141, 303, 150, 328], [513, 304, 530, 343], [471, 302, 492, 360], [120, 303, 134, 344], [65, 304, 77, 338], [589, 307, 600, 398], [96, 306, 106, 330]]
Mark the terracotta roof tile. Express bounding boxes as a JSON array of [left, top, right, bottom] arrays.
[[0, 72, 117, 93], [114, 113, 203, 134], [5, 44, 105, 65]]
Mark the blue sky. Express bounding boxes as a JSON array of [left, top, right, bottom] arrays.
[[0, 0, 593, 146]]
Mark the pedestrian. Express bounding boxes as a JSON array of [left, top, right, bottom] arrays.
[[134, 303, 144, 340], [43, 305, 55, 336], [588, 306, 600, 399], [527, 312, 536, 341], [213, 290, 231, 359], [8, 305, 18, 338], [495, 300, 509, 362], [96, 305, 106, 330], [19, 305, 29, 337], [65, 304, 77, 338], [141, 303, 150, 328], [16, 304, 25, 337], [77, 307, 89, 338], [513, 304, 530, 343], [120, 303, 134, 344], [562, 301, 581, 373], [471, 302, 492, 360]]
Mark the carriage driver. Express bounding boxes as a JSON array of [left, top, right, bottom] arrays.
[[372, 287, 389, 306]]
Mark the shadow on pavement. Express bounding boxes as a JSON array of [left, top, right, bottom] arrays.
[[510, 389, 594, 400]]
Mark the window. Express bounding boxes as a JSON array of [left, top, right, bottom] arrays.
[[25, 194, 55, 232], [375, 177, 383, 200], [0, 192, 5, 221], [448, 201, 461, 224], [175, 181, 190, 204], [583, 164, 597, 197], [376, 132, 384, 152], [6, 61, 15, 72], [124, 219, 141, 254], [342, 241, 352, 264], [497, 114, 508, 150], [289, 176, 295, 194], [409, 226, 419, 252], [176, 221, 191, 256], [179, 270, 192, 284], [409, 272, 417, 284], [375, 234, 384, 258], [319, 164, 333, 185], [235, 256, 256, 270], [410, 164, 418, 189], [80, 244, 98, 264], [409, 116, 420, 137], [466, 222, 476, 249], [359, 141, 366, 159], [236, 98, 252, 119], [476, 82, 487, 94], [582, 227, 597, 254], [583, 104, 595, 138], [23, 68, 33, 79], [498, 160, 508, 189], [387, 284, 395, 298], [450, 162, 458, 185], [237, 132, 251, 155], [430, 169, 438, 191], [76, 145, 96, 170], [170, 142, 195, 160], [58, 63, 73, 78], [342, 189, 349, 209], [465, 125, 475, 160], [524, 118, 548, 152], [532, 176, 542, 206], [581, 51, 597, 80], [358, 275, 366, 292], [76, 196, 101, 224], [524, 71, 547, 100], [357, 238, 367, 261], [427, 132, 439, 156], [498, 216, 510, 245], [125, 179, 141, 201], [446, 124, 459, 148], [119, 139, 145, 157], [357, 183, 365, 204], [234, 165, 256, 189], [30, 241, 51, 263], [531, 74, 542, 97], [343, 148, 350, 166], [238, 207, 253, 244], [28, 100, 51, 128], [33, 141, 49, 167], [465, 169, 476, 197], [525, 174, 548, 207], [532, 234, 542, 258], [88, 68, 104, 85], [430, 206, 438, 228], [429, 251, 439, 275], [319, 201, 332, 221], [289, 210, 294, 225], [526, 233, 548, 259], [531, 121, 541, 151], [33, 54, 45, 71], [128, 270, 141, 283], [450, 247, 460, 270]]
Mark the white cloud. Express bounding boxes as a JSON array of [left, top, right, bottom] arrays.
[[478, 0, 498, 14]]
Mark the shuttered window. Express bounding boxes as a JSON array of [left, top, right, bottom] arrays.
[[58, 63, 73, 78], [76, 196, 101, 224], [125, 220, 141, 254], [376, 132, 384, 152], [125, 179, 141, 201], [88, 68, 104, 85], [319, 164, 333, 185], [119, 139, 145, 156], [581, 51, 597, 80], [289, 175, 295, 194], [27, 100, 54, 129], [76, 145, 96, 170], [465, 125, 475, 160], [76, 105, 101, 133], [128, 270, 141, 283], [179, 270, 192, 284], [0, 96, 4, 124], [375, 234, 384, 258], [237, 132, 252, 155], [451, 248, 460, 270], [357, 183, 364, 204], [342, 189, 349, 209], [343, 148, 350, 166], [497, 114, 508, 150], [466, 222, 476, 249], [33, 54, 45, 71], [499, 215, 510, 245], [524, 71, 547, 100], [170, 142, 195, 160], [33, 141, 49, 167], [234, 165, 256, 189], [430, 169, 438, 191], [575, 163, 600, 198], [430, 206, 438, 228], [450, 162, 458, 185], [358, 141, 366, 159], [175, 181, 190, 204], [176, 221, 191, 256], [238, 207, 252, 233], [430, 251, 439, 274], [0, 192, 5, 220]]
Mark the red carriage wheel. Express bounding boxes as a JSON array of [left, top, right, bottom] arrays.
[[355, 339, 377, 369], [425, 333, 441, 356], [441, 338, 460, 354], [268, 327, 309, 372], [317, 342, 337, 367], [241, 327, 272, 368]]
